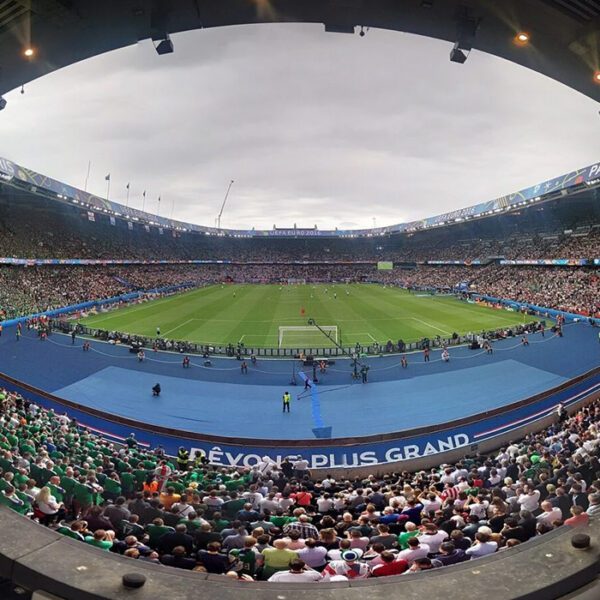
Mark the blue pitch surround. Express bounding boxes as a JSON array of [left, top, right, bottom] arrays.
[[51, 361, 568, 440], [0, 322, 599, 468]]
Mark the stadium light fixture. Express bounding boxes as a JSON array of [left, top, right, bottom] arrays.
[[24, 47, 34, 57], [450, 12, 479, 64], [594, 71, 600, 84], [514, 32, 530, 46], [154, 34, 174, 55]]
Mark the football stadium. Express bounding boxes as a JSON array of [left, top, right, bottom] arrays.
[[0, 1, 599, 599]]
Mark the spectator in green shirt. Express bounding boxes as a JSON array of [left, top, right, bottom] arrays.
[[398, 521, 419, 549], [84, 529, 114, 551]]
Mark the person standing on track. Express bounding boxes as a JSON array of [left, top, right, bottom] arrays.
[[423, 347, 430, 362], [282, 391, 291, 413]]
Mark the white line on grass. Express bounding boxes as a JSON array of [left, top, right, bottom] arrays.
[[411, 317, 452, 336], [162, 318, 197, 337]]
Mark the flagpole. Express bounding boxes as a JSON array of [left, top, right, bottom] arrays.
[[142, 191, 146, 212], [170, 197, 175, 219], [106, 177, 111, 201], [84, 160, 91, 192], [157, 196, 161, 217], [126, 184, 130, 207]]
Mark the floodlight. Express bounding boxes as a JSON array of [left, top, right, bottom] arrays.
[[155, 34, 174, 55], [450, 42, 468, 64]]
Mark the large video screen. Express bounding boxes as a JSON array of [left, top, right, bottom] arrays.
[[377, 261, 393, 270]]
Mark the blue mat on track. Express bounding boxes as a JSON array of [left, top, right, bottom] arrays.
[[53, 361, 568, 440]]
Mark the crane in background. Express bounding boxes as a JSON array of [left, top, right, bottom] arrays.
[[216, 179, 234, 230]]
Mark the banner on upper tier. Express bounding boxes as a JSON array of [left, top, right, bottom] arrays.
[[0, 157, 15, 182], [500, 259, 590, 266], [1, 155, 599, 237], [426, 260, 482, 265]]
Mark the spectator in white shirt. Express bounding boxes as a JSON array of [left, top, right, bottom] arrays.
[[316, 493, 334, 514], [396, 537, 430, 564], [259, 493, 280, 513], [268, 559, 322, 582], [517, 487, 541, 513], [536, 501, 563, 526], [418, 523, 448, 554], [465, 532, 498, 559]]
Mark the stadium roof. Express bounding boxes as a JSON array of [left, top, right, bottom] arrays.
[[1, 155, 599, 237], [0, 0, 599, 102]]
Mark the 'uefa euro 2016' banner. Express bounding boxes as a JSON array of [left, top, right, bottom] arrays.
[[500, 259, 590, 266], [1, 156, 599, 238], [426, 260, 482, 265]]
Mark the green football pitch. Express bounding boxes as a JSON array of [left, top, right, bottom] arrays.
[[78, 284, 528, 349]]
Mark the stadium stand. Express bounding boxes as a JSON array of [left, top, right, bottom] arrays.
[[0, 384, 598, 583], [1, 263, 599, 323]]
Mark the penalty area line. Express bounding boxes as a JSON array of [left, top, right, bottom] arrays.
[[162, 318, 197, 337], [411, 317, 452, 336]]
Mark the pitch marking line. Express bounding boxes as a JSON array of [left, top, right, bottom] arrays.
[[162, 318, 197, 337], [411, 317, 452, 336]]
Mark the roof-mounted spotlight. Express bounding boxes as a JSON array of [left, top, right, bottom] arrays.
[[154, 33, 174, 55], [594, 71, 600, 84], [24, 47, 34, 57], [450, 11, 480, 64], [514, 32, 530, 46], [450, 41, 468, 63]]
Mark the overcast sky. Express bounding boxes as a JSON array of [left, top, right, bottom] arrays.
[[0, 23, 598, 230]]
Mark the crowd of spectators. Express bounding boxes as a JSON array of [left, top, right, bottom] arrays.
[[1, 263, 600, 322], [0, 265, 209, 320], [1, 196, 599, 263], [0, 387, 598, 582], [473, 266, 600, 318]]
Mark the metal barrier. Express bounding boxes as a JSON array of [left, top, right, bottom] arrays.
[[55, 318, 544, 360]]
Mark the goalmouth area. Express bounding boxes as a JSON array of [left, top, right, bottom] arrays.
[[77, 283, 530, 350]]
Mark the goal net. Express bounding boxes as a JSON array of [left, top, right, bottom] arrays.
[[278, 325, 338, 349]]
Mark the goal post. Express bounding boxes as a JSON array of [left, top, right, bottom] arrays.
[[278, 325, 338, 349]]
